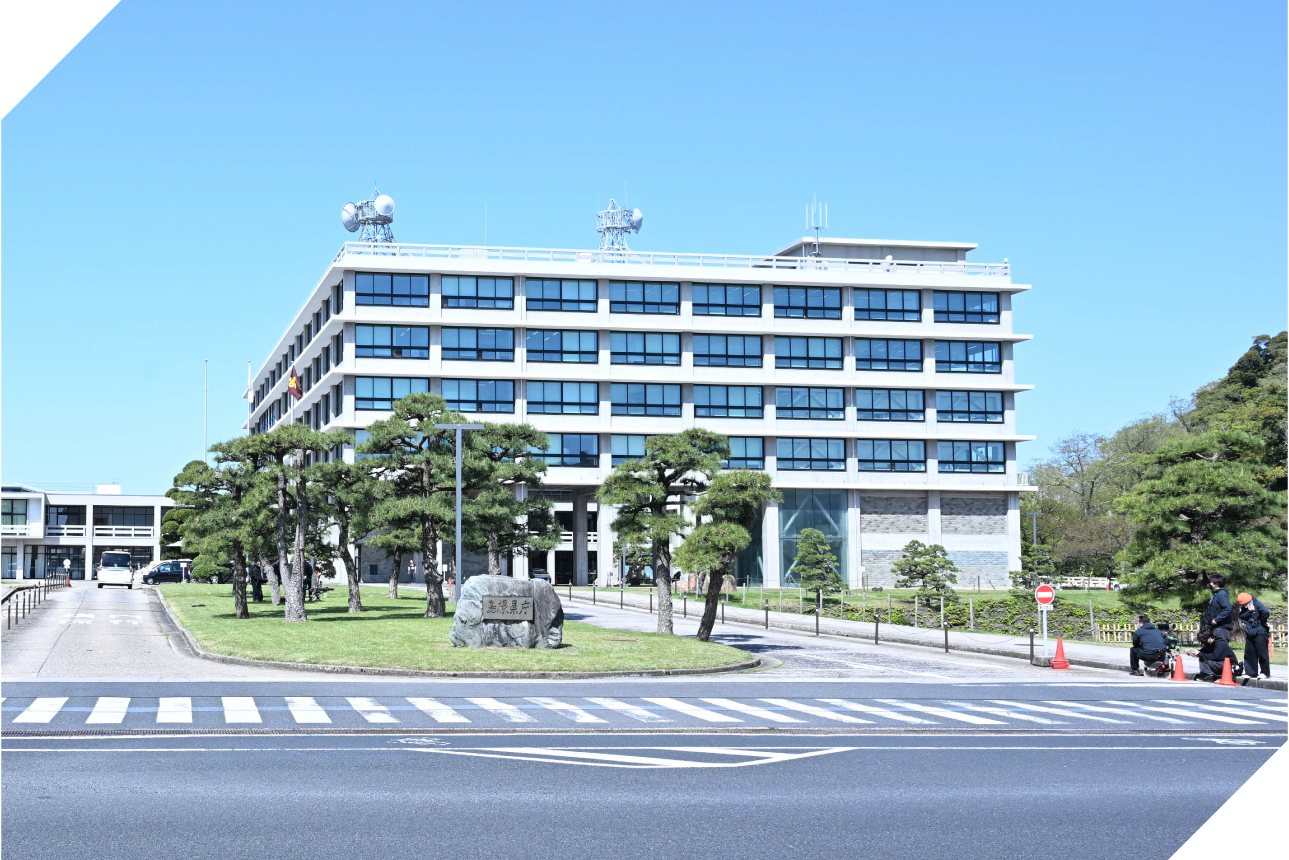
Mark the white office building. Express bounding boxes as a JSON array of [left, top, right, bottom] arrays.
[[1, 484, 172, 581], [245, 227, 1034, 589]]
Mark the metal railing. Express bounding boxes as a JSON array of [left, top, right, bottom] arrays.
[[333, 242, 1011, 278], [93, 525, 154, 538], [46, 525, 87, 537], [1, 523, 38, 537], [3, 573, 72, 630]]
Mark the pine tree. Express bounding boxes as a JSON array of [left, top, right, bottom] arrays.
[[1115, 429, 1286, 610], [678, 470, 780, 640], [462, 423, 560, 577], [792, 528, 843, 595], [1009, 542, 1058, 596], [309, 456, 376, 612], [891, 539, 959, 601], [597, 429, 728, 634], [360, 392, 463, 618]]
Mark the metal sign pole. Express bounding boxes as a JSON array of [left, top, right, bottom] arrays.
[[1042, 607, 1049, 658], [435, 423, 483, 607]]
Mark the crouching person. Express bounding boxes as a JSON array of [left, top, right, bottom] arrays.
[[1187, 631, 1239, 682], [1129, 614, 1167, 677]]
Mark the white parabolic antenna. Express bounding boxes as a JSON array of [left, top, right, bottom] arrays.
[[630, 208, 644, 231], [340, 188, 396, 243]]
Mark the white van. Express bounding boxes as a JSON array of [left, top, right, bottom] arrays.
[[97, 550, 134, 589]]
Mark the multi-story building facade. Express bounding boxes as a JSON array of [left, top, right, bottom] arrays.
[[246, 233, 1033, 589], [1, 484, 172, 581]]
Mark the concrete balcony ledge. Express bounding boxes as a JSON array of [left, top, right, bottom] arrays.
[[92, 526, 154, 539]]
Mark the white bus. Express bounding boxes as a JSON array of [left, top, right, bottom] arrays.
[[97, 550, 134, 589]]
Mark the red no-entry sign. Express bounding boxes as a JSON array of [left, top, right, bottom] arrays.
[[1034, 584, 1056, 606]]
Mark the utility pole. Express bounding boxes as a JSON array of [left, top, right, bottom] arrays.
[[1027, 511, 1044, 546], [203, 359, 209, 463]]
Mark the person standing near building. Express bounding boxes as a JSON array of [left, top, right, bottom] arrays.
[[1237, 592, 1272, 679], [1202, 575, 1234, 643], [249, 563, 265, 603], [407, 558, 417, 584]]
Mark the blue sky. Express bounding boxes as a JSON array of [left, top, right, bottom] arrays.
[[3, 0, 1285, 494]]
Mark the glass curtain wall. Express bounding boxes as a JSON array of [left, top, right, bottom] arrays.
[[778, 489, 847, 586]]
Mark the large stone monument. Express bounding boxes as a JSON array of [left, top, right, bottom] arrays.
[[448, 575, 564, 649]]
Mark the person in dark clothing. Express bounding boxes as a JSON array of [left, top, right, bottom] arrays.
[[249, 564, 265, 603], [1187, 631, 1239, 681], [1129, 614, 1168, 676], [1201, 575, 1234, 643], [1236, 592, 1272, 679], [271, 560, 314, 601]]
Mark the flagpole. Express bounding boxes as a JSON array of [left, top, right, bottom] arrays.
[[203, 359, 208, 463]]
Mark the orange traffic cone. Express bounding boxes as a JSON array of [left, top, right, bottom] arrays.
[[1215, 657, 1239, 687], [1051, 637, 1070, 670], [1170, 655, 1188, 681]]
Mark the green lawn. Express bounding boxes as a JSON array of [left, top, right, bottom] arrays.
[[159, 583, 751, 673]]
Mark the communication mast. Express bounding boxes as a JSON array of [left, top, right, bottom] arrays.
[[596, 198, 644, 253], [805, 197, 828, 257], [341, 187, 396, 243]]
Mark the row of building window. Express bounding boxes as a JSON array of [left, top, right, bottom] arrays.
[[350, 328, 1003, 373], [0, 502, 157, 527], [346, 426, 1004, 473], [355, 377, 1005, 421], [354, 274, 1001, 323], [531, 435, 1004, 472]]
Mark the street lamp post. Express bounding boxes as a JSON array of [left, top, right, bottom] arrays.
[[435, 423, 484, 606]]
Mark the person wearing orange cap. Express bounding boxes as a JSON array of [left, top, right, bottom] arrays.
[[1237, 592, 1272, 679]]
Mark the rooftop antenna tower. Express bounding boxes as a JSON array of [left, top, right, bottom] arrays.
[[596, 198, 644, 256], [806, 196, 828, 257], [341, 186, 396, 243]]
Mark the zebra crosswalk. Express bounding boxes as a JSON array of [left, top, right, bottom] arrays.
[[3, 694, 1285, 732]]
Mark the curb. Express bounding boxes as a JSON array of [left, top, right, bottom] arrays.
[[565, 594, 1289, 690], [152, 589, 763, 680]]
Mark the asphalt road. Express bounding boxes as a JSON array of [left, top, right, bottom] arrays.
[[2, 732, 1280, 860]]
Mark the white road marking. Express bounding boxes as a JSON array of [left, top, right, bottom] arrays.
[[527, 697, 607, 724], [467, 698, 537, 723], [990, 701, 1128, 724], [942, 701, 1066, 725], [701, 698, 806, 724], [818, 699, 937, 725], [406, 698, 470, 723], [222, 697, 261, 724], [874, 699, 1004, 725], [583, 698, 672, 724], [12, 698, 68, 724], [1156, 701, 1289, 722], [760, 699, 871, 724], [347, 697, 398, 724], [285, 697, 331, 724], [1103, 700, 1268, 725], [1216, 699, 1288, 711], [642, 698, 742, 723], [86, 697, 131, 724], [156, 698, 192, 724], [410, 746, 855, 769], [1043, 701, 1188, 724]]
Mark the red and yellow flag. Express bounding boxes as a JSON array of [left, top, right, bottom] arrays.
[[287, 366, 303, 399]]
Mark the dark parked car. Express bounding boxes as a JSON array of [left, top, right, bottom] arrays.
[[143, 561, 187, 584]]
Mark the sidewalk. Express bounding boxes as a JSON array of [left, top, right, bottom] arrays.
[[562, 587, 1287, 687]]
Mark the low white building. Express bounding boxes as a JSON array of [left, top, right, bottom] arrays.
[[1, 484, 172, 581]]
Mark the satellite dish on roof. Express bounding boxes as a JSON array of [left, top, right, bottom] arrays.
[[630, 208, 644, 231], [341, 202, 360, 233], [374, 195, 395, 217]]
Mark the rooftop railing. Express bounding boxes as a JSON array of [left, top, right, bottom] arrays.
[[333, 242, 1010, 278]]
